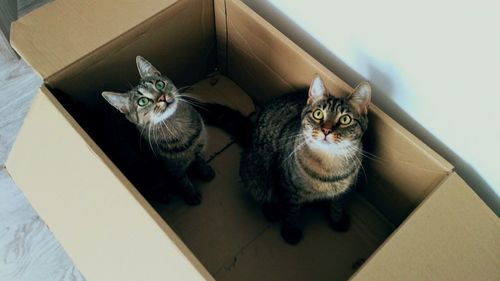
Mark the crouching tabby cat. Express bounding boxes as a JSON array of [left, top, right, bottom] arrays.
[[102, 56, 247, 205], [240, 75, 371, 244]]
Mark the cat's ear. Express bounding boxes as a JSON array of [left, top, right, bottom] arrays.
[[308, 74, 327, 103], [348, 82, 371, 114], [102, 91, 130, 114], [136, 56, 161, 78]]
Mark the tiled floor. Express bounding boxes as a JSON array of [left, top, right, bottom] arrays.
[[0, 28, 85, 280]]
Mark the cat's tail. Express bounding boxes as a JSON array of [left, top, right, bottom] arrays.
[[192, 101, 254, 146]]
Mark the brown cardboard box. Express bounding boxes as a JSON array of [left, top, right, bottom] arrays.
[[7, 0, 500, 280]]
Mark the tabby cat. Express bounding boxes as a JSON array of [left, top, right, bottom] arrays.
[[240, 75, 371, 244], [102, 56, 216, 205]]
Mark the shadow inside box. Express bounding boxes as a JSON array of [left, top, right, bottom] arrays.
[[49, 79, 394, 281], [50, 85, 243, 206], [50, 88, 169, 200]]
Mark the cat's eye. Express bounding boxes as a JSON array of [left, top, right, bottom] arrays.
[[155, 80, 165, 91], [339, 114, 352, 125], [137, 97, 151, 107], [312, 109, 324, 120]]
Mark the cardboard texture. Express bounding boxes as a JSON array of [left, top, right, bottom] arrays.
[[351, 173, 500, 281], [7, 0, 498, 280], [47, 0, 216, 105], [7, 87, 212, 281], [10, 0, 196, 79]]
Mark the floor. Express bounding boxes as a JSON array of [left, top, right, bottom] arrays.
[[0, 6, 85, 280]]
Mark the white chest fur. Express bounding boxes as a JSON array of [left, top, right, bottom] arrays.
[[290, 143, 360, 203]]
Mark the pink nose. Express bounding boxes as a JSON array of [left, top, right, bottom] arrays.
[[158, 95, 166, 102], [321, 128, 332, 135]]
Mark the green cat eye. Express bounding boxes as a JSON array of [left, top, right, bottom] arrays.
[[312, 109, 324, 120], [339, 114, 352, 125], [155, 80, 165, 90], [137, 97, 151, 107]]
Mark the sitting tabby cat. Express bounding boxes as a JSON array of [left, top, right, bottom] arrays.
[[102, 56, 250, 205], [240, 75, 371, 244]]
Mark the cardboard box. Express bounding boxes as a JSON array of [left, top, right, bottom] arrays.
[[7, 0, 500, 280]]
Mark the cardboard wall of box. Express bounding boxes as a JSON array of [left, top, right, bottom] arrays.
[[7, 0, 499, 280]]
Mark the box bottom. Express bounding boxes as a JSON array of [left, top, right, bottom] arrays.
[[50, 74, 395, 280], [147, 76, 394, 280], [152, 143, 393, 280]]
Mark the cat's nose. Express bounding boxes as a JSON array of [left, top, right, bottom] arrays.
[[158, 95, 166, 102], [321, 128, 332, 136]]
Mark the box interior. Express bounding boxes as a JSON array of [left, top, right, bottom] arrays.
[[35, 0, 453, 280]]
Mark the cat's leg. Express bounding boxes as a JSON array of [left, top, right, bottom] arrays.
[[262, 201, 280, 222], [174, 174, 202, 205], [280, 197, 303, 245], [262, 174, 280, 222], [164, 158, 202, 205], [189, 153, 215, 181], [328, 196, 350, 232]]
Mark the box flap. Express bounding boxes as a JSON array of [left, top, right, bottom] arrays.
[[10, 0, 180, 79], [351, 173, 500, 281], [220, 0, 453, 225], [222, 0, 353, 104], [6, 87, 213, 281]]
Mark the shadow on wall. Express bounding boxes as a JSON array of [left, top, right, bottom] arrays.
[[242, 0, 499, 215]]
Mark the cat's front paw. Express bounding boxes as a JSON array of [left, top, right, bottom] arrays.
[[281, 225, 303, 245], [190, 160, 216, 182], [197, 165, 215, 182], [330, 211, 350, 232], [183, 191, 202, 206]]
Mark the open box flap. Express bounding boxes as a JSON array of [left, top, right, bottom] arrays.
[[220, 0, 454, 225], [351, 172, 500, 281], [6, 87, 213, 281], [10, 0, 190, 80]]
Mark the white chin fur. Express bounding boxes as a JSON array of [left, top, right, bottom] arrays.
[[152, 102, 178, 124], [309, 138, 354, 155]]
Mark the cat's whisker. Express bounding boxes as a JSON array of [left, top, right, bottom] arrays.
[[152, 124, 159, 149], [157, 122, 166, 141], [155, 126, 163, 150], [356, 150, 385, 163], [177, 97, 207, 111], [282, 136, 306, 166], [350, 146, 385, 162], [176, 85, 194, 92], [176, 93, 206, 105], [359, 149, 382, 159], [147, 124, 157, 157], [177, 84, 203, 94], [177, 95, 205, 105], [158, 121, 167, 140], [138, 124, 147, 149], [158, 122, 166, 139], [161, 119, 174, 137], [347, 147, 368, 184], [358, 160, 368, 184], [354, 150, 367, 181]]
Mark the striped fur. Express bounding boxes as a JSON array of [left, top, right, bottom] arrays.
[[101, 56, 214, 205], [240, 75, 371, 244]]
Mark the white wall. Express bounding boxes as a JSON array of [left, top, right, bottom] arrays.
[[242, 0, 500, 214]]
